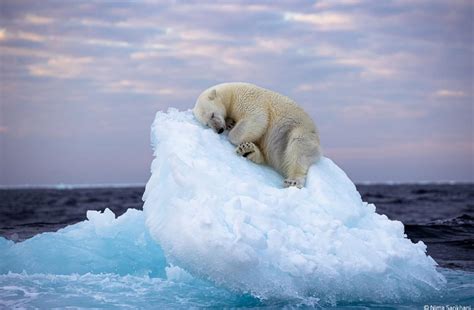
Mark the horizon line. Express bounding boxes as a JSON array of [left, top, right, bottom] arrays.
[[0, 180, 473, 190]]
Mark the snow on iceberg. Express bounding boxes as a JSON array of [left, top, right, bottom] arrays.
[[143, 109, 446, 303]]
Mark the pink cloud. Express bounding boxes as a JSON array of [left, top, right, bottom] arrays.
[[434, 89, 467, 98], [28, 56, 93, 79]]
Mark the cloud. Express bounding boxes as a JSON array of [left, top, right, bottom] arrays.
[[335, 57, 396, 77], [310, 44, 419, 78], [16, 31, 46, 42], [314, 0, 362, 10], [433, 89, 467, 98], [193, 3, 269, 13], [104, 79, 178, 96], [2, 28, 131, 48], [340, 102, 426, 120], [129, 51, 163, 60], [28, 56, 93, 79], [173, 28, 227, 42], [0, 46, 55, 58], [84, 38, 131, 48], [23, 14, 54, 25], [327, 140, 472, 161], [254, 37, 292, 53], [129, 30, 256, 79], [0, 28, 6, 41], [0, 126, 8, 134], [283, 12, 355, 30], [295, 82, 333, 92]]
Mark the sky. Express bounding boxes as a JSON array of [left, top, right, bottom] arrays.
[[0, 0, 472, 186]]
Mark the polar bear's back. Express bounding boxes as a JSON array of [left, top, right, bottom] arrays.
[[216, 82, 315, 129]]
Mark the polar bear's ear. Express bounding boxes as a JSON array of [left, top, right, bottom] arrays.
[[208, 89, 217, 100]]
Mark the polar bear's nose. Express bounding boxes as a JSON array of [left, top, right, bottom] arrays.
[[217, 128, 224, 134]]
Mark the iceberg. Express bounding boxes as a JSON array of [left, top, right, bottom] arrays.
[[2, 108, 463, 308], [142, 109, 446, 303]]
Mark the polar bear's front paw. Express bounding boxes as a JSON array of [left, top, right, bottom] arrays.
[[236, 142, 256, 157], [284, 178, 304, 189], [225, 118, 236, 131]]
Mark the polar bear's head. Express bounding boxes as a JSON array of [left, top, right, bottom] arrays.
[[193, 88, 226, 134]]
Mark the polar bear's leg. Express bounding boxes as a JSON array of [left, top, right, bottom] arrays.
[[283, 128, 320, 188], [228, 114, 269, 146], [236, 142, 265, 164]]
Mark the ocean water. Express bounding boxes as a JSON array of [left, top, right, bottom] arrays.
[[0, 184, 473, 308]]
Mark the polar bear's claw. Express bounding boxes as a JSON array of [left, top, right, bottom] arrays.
[[284, 178, 303, 189]]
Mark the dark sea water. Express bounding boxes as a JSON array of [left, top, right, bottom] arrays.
[[0, 184, 473, 308]]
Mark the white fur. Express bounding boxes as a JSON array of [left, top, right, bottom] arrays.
[[193, 82, 321, 188]]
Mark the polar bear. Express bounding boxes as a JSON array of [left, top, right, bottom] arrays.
[[193, 82, 321, 188]]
